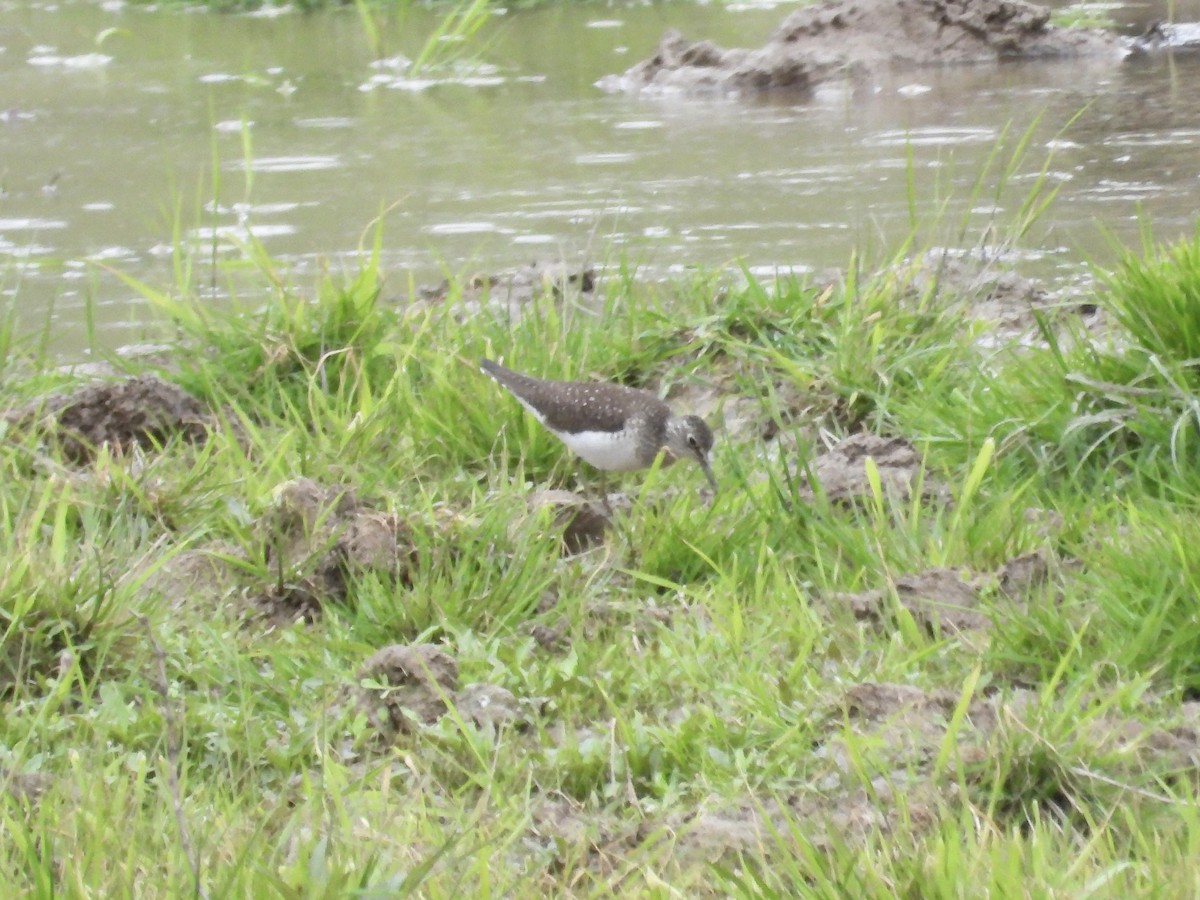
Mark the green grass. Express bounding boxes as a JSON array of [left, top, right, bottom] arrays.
[[4, 215, 1200, 894]]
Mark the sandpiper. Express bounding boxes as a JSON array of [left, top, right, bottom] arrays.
[[480, 358, 717, 490]]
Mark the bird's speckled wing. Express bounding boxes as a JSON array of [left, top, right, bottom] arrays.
[[480, 359, 668, 437]]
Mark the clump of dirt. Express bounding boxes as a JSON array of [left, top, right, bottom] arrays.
[[255, 478, 418, 623], [529, 770, 949, 875], [412, 261, 596, 320], [1082, 704, 1200, 770], [995, 550, 1052, 597], [5, 374, 215, 463], [601, 0, 1125, 97], [831, 682, 966, 771], [354, 643, 459, 739], [828, 551, 1053, 636], [456, 683, 523, 732], [526, 489, 612, 555], [833, 567, 989, 635], [665, 780, 948, 864], [518, 590, 571, 651], [350, 644, 527, 741], [833, 683, 1200, 799], [822, 684, 1010, 795], [798, 433, 950, 506], [527, 619, 571, 652]]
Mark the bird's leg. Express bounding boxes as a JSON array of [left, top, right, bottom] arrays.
[[578, 463, 613, 518], [598, 472, 614, 519]]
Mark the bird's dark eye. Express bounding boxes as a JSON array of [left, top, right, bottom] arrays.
[[688, 435, 698, 448]]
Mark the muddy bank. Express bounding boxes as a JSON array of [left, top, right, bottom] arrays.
[[599, 0, 1126, 97]]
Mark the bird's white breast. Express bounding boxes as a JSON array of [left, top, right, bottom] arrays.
[[510, 393, 649, 471], [557, 428, 645, 471]]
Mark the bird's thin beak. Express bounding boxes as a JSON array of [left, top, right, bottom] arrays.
[[698, 453, 717, 492]]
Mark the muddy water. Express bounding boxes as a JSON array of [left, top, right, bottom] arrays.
[[2, 0, 1199, 355]]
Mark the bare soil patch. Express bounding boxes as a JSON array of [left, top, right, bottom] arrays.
[[905, 252, 1105, 346], [833, 567, 991, 634], [830, 549, 1056, 643], [828, 551, 1055, 637], [143, 545, 242, 610]]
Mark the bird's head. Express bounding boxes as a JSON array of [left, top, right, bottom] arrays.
[[664, 415, 716, 490]]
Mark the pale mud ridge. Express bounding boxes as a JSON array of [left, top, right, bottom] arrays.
[[599, 0, 1125, 97]]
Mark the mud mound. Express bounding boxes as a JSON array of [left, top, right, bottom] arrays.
[[834, 567, 989, 634], [799, 433, 950, 506], [350, 644, 526, 741], [256, 478, 419, 623], [828, 552, 1053, 636], [456, 683, 522, 732], [529, 798, 640, 878], [526, 489, 612, 555], [668, 780, 947, 863], [354, 644, 459, 739], [527, 621, 570, 651], [601, 0, 1123, 96], [6, 374, 213, 463], [2, 769, 55, 807]]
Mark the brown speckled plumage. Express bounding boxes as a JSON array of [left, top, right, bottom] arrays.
[[480, 359, 716, 488]]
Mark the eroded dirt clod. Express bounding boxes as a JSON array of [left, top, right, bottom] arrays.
[[455, 683, 522, 731], [6, 374, 214, 463], [526, 489, 612, 555], [354, 643, 459, 738], [256, 478, 418, 623], [832, 568, 988, 634], [828, 551, 1058, 638], [800, 432, 950, 506]]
